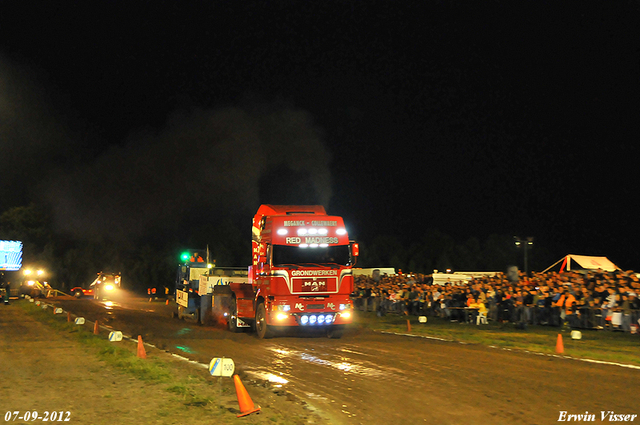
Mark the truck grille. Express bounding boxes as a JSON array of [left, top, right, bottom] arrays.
[[306, 304, 324, 310]]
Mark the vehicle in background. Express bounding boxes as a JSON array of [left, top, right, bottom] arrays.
[[90, 272, 122, 300], [70, 286, 94, 298], [18, 268, 51, 298], [19, 280, 49, 298], [174, 251, 211, 321]]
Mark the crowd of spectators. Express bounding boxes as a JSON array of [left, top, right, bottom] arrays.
[[352, 268, 640, 332]]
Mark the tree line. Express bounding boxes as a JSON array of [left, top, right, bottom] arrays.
[[1, 204, 551, 292]]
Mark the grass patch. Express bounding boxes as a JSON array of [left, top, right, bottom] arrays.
[[18, 300, 319, 424], [355, 310, 640, 366], [18, 302, 218, 404], [22, 301, 173, 381]]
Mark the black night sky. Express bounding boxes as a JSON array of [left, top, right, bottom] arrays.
[[1, 1, 639, 271]]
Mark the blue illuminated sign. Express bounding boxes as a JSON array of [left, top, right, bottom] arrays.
[[0, 240, 23, 271]]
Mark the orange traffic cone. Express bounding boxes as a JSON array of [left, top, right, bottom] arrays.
[[407, 319, 411, 332], [137, 335, 147, 359], [233, 374, 261, 417], [555, 333, 564, 354], [94, 319, 99, 335], [165, 299, 169, 305]]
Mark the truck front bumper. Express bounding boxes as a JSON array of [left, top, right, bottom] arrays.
[[268, 310, 353, 327]]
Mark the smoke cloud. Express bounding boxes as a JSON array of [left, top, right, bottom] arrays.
[[44, 103, 333, 242], [1, 55, 332, 242]]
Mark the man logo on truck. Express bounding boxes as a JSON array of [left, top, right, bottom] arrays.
[[302, 279, 327, 291]]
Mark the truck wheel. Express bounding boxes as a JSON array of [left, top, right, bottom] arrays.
[[255, 302, 272, 339], [228, 298, 240, 333], [326, 325, 345, 339], [74, 290, 83, 298]]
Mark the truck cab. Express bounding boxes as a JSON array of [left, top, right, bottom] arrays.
[[248, 205, 358, 338]]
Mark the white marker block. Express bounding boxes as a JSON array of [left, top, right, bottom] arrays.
[[108, 331, 123, 342], [418, 316, 428, 323], [74, 317, 85, 325], [35, 301, 41, 306], [29, 298, 34, 303], [54, 308, 63, 314], [209, 357, 235, 377]]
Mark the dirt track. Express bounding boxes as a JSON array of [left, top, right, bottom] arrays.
[[0, 301, 321, 424], [40, 295, 640, 425]]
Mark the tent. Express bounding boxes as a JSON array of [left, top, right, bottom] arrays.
[[542, 254, 619, 273]]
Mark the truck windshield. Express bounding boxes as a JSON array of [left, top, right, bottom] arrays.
[[272, 245, 351, 266]]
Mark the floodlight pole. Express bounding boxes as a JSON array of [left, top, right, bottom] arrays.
[[514, 237, 534, 277]]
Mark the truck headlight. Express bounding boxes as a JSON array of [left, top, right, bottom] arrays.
[[274, 304, 290, 312], [276, 313, 288, 321], [339, 311, 351, 319], [104, 284, 115, 291]]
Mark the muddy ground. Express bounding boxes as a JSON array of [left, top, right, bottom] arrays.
[[5, 296, 640, 424], [0, 301, 321, 424]]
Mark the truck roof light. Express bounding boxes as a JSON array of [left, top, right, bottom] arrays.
[[308, 228, 318, 235], [336, 228, 347, 235], [277, 229, 288, 235], [299, 244, 309, 248], [297, 229, 308, 235], [318, 228, 328, 235], [309, 243, 319, 248], [319, 243, 329, 248]]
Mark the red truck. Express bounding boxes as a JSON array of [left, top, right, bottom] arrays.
[[198, 205, 359, 338]]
